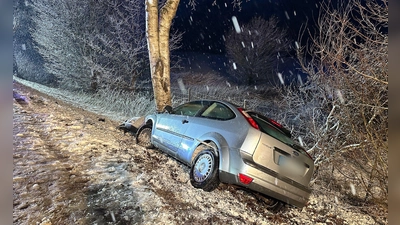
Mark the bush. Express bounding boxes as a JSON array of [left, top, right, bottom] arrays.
[[278, 0, 388, 204]]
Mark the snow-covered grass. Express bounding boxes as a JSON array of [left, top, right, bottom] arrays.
[[14, 76, 156, 122]]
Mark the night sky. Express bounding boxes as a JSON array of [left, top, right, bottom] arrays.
[[172, 0, 321, 54]]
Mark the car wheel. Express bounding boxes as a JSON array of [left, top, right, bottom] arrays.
[[136, 126, 154, 149], [190, 149, 220, 192]]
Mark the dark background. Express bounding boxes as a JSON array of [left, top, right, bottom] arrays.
[[173, 0, 320, 54]]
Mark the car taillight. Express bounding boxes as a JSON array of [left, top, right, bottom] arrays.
[[268, 118, 283, 128], [303, 149, 313, 160], [238, 173, 253, 185], [238, 108, 259, 130]]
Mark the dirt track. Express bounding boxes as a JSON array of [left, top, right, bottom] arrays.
[[13, 81, 385, 224]]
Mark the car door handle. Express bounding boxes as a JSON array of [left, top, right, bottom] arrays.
[[182, 119, 189, 124]]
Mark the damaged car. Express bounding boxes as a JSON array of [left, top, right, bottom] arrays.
[[135, 100, 314, 209]]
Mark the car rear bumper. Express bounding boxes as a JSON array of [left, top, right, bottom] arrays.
[[219, 164, 312, 208]]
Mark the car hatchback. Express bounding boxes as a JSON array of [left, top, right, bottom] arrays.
[[136, 100, 314, 208]]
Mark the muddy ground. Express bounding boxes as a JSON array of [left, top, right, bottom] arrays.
[[13, 81, 387, 225]]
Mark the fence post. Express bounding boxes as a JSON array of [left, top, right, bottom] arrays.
[[188, 88, 191, 101], [243, 99, 247, 108]]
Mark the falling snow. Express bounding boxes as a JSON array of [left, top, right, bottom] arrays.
[[336, 89, 345, 103], [284, 11, 290, 20], [232, 16, 241, 33], [350, 183, 357, 195], [297, 74, 304, 86], [177, 78, 187, 94], [277, 72, 284, 85], [295, 41, 300, 49], [298, 136, 304, 147]]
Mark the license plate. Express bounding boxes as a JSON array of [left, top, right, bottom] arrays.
[[278, 155, 287, 165], [278, 155, 304, 176]]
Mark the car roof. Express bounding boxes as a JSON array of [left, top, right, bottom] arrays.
[[184, 99, 291, 137], [186, 99, 240, 108]]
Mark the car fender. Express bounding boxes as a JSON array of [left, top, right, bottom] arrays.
[[145, 115, 157, 125], [135, 115, 156, 141], [196, 132, 232, 173]]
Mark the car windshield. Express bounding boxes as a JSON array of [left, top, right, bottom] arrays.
[[248, 112, 295, 146]]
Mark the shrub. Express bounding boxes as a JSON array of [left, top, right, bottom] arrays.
[[278, 0, 388, 204]]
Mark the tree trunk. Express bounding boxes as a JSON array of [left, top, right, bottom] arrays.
[[145, 0, 180, 112]]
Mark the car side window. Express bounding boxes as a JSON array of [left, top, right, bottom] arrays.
[[172, 102, 206, 116], [201, 102, 235, 120]]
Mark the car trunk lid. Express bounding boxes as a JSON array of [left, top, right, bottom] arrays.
[[239, 110, 314, 187]]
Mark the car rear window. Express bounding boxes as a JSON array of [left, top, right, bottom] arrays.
[[248, 112, 295, 146], [245, 111, 311, 158]]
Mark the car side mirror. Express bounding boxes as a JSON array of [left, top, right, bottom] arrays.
[[163, 105, 173, 114]]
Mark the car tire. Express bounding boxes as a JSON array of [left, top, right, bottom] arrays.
[[136, 126, 154, 149], [190, 149, 220, 192]]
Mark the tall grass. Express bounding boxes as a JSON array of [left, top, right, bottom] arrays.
[[14, 76, 155, 122]]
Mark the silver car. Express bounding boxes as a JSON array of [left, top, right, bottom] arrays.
[[136, 100, 314, 208]]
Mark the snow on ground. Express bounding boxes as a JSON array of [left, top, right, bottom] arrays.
[[13, 81, 386, 224]]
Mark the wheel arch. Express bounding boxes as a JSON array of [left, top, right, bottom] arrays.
[[191, 133, 231, 173], [135, 116, 155, 144]]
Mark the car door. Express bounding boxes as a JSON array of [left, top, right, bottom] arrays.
[[152, 101, 209, 156], [178, 102, 240, 164]]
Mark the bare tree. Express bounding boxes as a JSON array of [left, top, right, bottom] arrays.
[[30, 0, 182, 93], [81, 0, 149, 92], [145, 0, 181, 111], [31, 0, 90, 90], [225, 17, 291, 85], [278, 0, 388, 202], [13, 0, 56, 85]]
